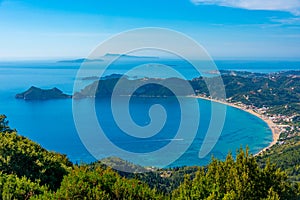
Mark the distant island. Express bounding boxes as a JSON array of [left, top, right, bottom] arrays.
[[81, 74, 130, 81], [81, 76, 100, 81], [16, 86, 72, 100], [57, 58, 104, 63], [57, 53, 159, 63], [103, 53, 159, 59]]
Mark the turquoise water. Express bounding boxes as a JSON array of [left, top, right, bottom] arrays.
[[0, 60, 286, 167]]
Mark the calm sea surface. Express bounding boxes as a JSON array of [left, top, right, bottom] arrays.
[[1, 59, 297, 167]]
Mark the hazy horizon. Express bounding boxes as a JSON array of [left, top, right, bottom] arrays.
[[1, 0, 300, 60]]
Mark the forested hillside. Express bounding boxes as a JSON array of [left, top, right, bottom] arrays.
[[1, 115, 300, 199], [73, 71, 300, 108]]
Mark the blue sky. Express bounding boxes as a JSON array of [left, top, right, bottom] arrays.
[[0, 0, 300, 60]]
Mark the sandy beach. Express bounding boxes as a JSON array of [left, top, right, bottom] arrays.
[[189, 95, 280, 154]]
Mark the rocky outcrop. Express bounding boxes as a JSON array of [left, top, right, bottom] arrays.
[[16, 86, 72, 100]]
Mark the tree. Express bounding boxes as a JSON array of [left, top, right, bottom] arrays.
[[172, 148, 299, 199], [0, 131, 72, 190], [0, 115, 12, 133], [32, 166, 163, 200], [0, 172, 48, 200]]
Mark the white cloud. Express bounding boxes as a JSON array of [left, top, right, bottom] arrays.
[[191, 0, 300, 15], [271, 17, 300, 25]]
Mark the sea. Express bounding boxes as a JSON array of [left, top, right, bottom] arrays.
[[0, 59, 299, 168]]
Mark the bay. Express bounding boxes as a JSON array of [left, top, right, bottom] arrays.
[[0, 59, 291, 167]]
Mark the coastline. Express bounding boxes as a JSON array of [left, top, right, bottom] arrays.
[[189, 95, 280, 155]]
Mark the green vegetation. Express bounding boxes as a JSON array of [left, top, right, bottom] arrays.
[[0, 132, 71, 189], [218, 72, 300, 107], [2, 70, 300, 199], [31, 166, 162, 200], [0, 115, 12, 133], [130, 166, 199, 194], [172, 149, 299, 199], [0, 123, 72, 190], [257, 136, 300, 182], [73, 71, 300, 108], [73, 77, 190, 99], [198, 71, 300, 108], [268, 103, 300, 116], [1, 115, 299, 199], [0, 173, 48, 199]]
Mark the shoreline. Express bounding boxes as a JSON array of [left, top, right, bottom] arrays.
[[189, 95, 280, 155]]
